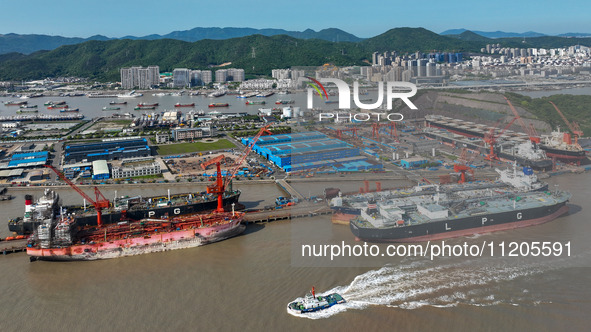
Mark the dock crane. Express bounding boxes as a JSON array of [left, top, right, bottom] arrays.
[[548, 101, 583, 147], [371, 122, 398, 141], [484, 116, 519, 162], [200, 154, 225, 171], [504, 97, 541, 143], [44, 164, 110, 226], [453, 148, 476, 184], [207, 125, 273, 212]]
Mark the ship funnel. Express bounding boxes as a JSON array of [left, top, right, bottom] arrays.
[[25, 194, 33, 206]]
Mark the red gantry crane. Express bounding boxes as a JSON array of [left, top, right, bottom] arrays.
[[44, 164, 110, 226], [504, 97, 541, 143], [371, 122, 398, 141], [207, 125, 273, 212], [548, 101, 583, 147], [200, 154, 225, 171]]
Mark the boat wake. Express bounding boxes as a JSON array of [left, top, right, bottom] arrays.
[[287, 257, 567, 320]]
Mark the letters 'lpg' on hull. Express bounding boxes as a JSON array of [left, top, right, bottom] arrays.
[[351, 201, 569, 243]]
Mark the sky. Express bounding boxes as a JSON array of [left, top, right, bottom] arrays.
[[0, 0, 589, 38]]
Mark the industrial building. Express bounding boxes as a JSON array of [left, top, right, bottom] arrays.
[[171, 126, 214, 141], [400, 157, 428, 169], [92, 160, 110, 180], [0, 151, 49, 169], [111, 160, 161, 179], [243, 131, 383, 172], [64, 138, 151, 163]]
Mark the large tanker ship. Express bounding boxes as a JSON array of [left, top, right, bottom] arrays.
[[8, 189, 241, 234], [349, 189, 570, 242], [27, 210, 245, 261]]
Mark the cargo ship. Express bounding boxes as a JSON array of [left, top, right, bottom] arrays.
[[175, 103, 195, 107], [208, 103, 229, 108], [540, 127, 586, 164], [4, 101, 27, 106], [246, 100, 266, 105], [8, 189, 241, 234], [426, 115, 585, 165], [48, 105, 68, 110], [331, 164, 548, 225], [349, 188, 570, 242], [8, 189, 59, 235], [60, 108, 79, 113], [19, 104, 38, 109], [27, 210, 245, 261], [16, 109, 39, 113], [275, 100, 294, 105], [134, 106, 156, 110], [137, 102, 159, 107], [287, 287, 346, 314], [103, 106, 120, 111], [256, 92, 274, 97], [109, 101, 127, 105]]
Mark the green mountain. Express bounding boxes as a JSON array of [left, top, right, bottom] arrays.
[[360, 27, 481, 52], [2, 27, 591, 82], [0, 35, 368, 81], [0, 28, 362, 55], [447, 30, 492, 42]]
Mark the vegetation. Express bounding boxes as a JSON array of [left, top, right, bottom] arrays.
[[156, 139, 236, 155], [506, 92, 591, 136]]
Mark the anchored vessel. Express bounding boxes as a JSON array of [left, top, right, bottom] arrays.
[[349, 188, 570, 242], [8, 189, 241, 234], [27, 210, 245, 261], [287, 287, 346, 314]]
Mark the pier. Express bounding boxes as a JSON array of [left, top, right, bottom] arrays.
[[0, 239, 27, 255], [244, 202, 332, 224], [275, 179, 304, 200]]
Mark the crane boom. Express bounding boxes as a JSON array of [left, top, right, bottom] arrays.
[[504, 97, 540, 143], [549, 101, 583, 145], [44, 164, 109, 226], [224, 124, 272, 189]]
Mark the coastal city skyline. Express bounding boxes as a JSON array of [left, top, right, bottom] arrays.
[[0, 0, 590, 38]]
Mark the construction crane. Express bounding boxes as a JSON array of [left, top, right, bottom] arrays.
[[44, 165, 110, 226], [484, 116, 519, 161], [207, 124, 273, 212], [453, 148, 475, 183], [504, 97, 541, 143], [548, 101, 583, 146], [335, 127, 358, 139], [200, 154, 225, 171], [371, 122, 398, 140]]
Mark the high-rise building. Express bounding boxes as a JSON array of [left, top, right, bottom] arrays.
[[215, 69, 228, 83], [227, 68, 245, 82], [201, 70, 213, 84], [120, 66, 160, 89], [173, 68, 191, 88]]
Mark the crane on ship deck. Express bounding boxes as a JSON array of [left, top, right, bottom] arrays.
[[207, 124, 273, 212], [548, 101, 583, 147], [44, 164, 110, 226]]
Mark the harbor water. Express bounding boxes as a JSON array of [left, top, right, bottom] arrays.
[[0, 173, 589, 331]]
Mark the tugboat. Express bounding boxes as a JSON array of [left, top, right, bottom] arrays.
[[287, 287, 346, 314]]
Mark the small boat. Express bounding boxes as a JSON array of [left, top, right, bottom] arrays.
[[208, 103, 229, 108], [4, 101, 27, 106], [16, 109, 38, 113], [110, 101, 127, 105], [48, 105, 68, 109], [245, 100, 265, 105], [134, 106, 156, 110], [20, 104, 38, 108], [275, 100, 294, 105], [137, 102, 159, 107], [287, 287, 346, 314], [175, 103, 195, 107], [60, 108, 79, 113], [103, 106, 120, 111], [53, 101, 67, 105]]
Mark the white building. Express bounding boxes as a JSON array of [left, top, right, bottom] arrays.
[[173, 68, 191, 88], [112, 161, 161, 179]]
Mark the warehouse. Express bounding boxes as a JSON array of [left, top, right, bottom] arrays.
[[64, 138, 151, 163], [0, 151, 49, 169], [92, 160, 110, 180], [245, 131, 380, 172]]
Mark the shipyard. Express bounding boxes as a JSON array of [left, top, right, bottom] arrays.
[[1, 9, 591, 330]]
